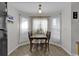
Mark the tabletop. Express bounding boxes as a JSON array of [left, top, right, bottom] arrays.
[[30, 34, 47, 39]]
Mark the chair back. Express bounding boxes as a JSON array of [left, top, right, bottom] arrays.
[[46, 31, 51, 40], [28, 31, 32, 40]]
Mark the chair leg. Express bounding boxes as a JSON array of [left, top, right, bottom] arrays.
[[36, 43, 39, 50], [44, 43, 47, 51], [48, 43, 49, 51], [30, 43, 32, 52]]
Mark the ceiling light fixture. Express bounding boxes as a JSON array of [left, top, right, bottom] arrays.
[[38, 4, 42, 14]]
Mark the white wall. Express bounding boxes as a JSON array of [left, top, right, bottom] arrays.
[[61, 3, 71, 55], [71, 2, 79, 55], [7, 3, 20, 55]]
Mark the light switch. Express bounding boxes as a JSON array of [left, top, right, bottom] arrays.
[[73, 12, 78, 19]]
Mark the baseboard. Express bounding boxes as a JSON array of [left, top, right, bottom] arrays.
[[60, 46, 72, 56], [50, 42, 72, 56], [50, 42, 62, 48], [8, 45, 18, 55], [18, 41, 29, 47]]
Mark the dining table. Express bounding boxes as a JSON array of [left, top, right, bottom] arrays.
[[29, 34, 48, 51]]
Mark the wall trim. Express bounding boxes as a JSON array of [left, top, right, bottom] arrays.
[[50, 42, 72, 56], [8, 45, 18, 55], [18, 41, 29, 47], [60, 46, 72, 56]]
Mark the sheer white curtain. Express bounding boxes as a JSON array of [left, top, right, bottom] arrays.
[[32, 18, 48, 33], [33, 19, 40, 31], [41, 20, 48, 32], [19, 16, 29, 44]]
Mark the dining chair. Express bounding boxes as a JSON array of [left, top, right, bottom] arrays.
[[40, 31, 51, 51], [28, 32, 32, 51], [46, 31, 51, 51], [28, 31, 39, 52]]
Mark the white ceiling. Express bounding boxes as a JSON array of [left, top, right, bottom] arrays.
[[9, 2, 69, 16]]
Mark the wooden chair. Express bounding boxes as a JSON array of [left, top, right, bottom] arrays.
[[46, 31, 51, 51], [28, 31, 39, 52], [40, 31, 51, 51], [28, 32, 32, 51]]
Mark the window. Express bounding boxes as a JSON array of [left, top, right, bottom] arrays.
[[53, 18, 57, 26], [51, 17, 60, 41], [32, 18, 48, 33], [21, 17, 28, 32], [19, 16, 29, 44]]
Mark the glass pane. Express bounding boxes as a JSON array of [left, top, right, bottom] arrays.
[[21, 18, 28, 31], [20, 17, 29, 44], [51, 17, 60, 42]]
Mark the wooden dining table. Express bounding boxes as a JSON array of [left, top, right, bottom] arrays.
[[30, 34, 47, 39], [29, 34, 47, 51]]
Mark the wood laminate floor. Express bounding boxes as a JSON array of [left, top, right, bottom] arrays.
[[9, 44, 70, 56]]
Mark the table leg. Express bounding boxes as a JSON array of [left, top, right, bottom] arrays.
[[45, 39, 47, 51], [30, 39, 32, 52]]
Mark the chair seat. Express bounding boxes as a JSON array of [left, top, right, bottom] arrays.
[[40, 39, 48, 43], [32, 40, 40, 43], [40, 40, 45, 43]]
